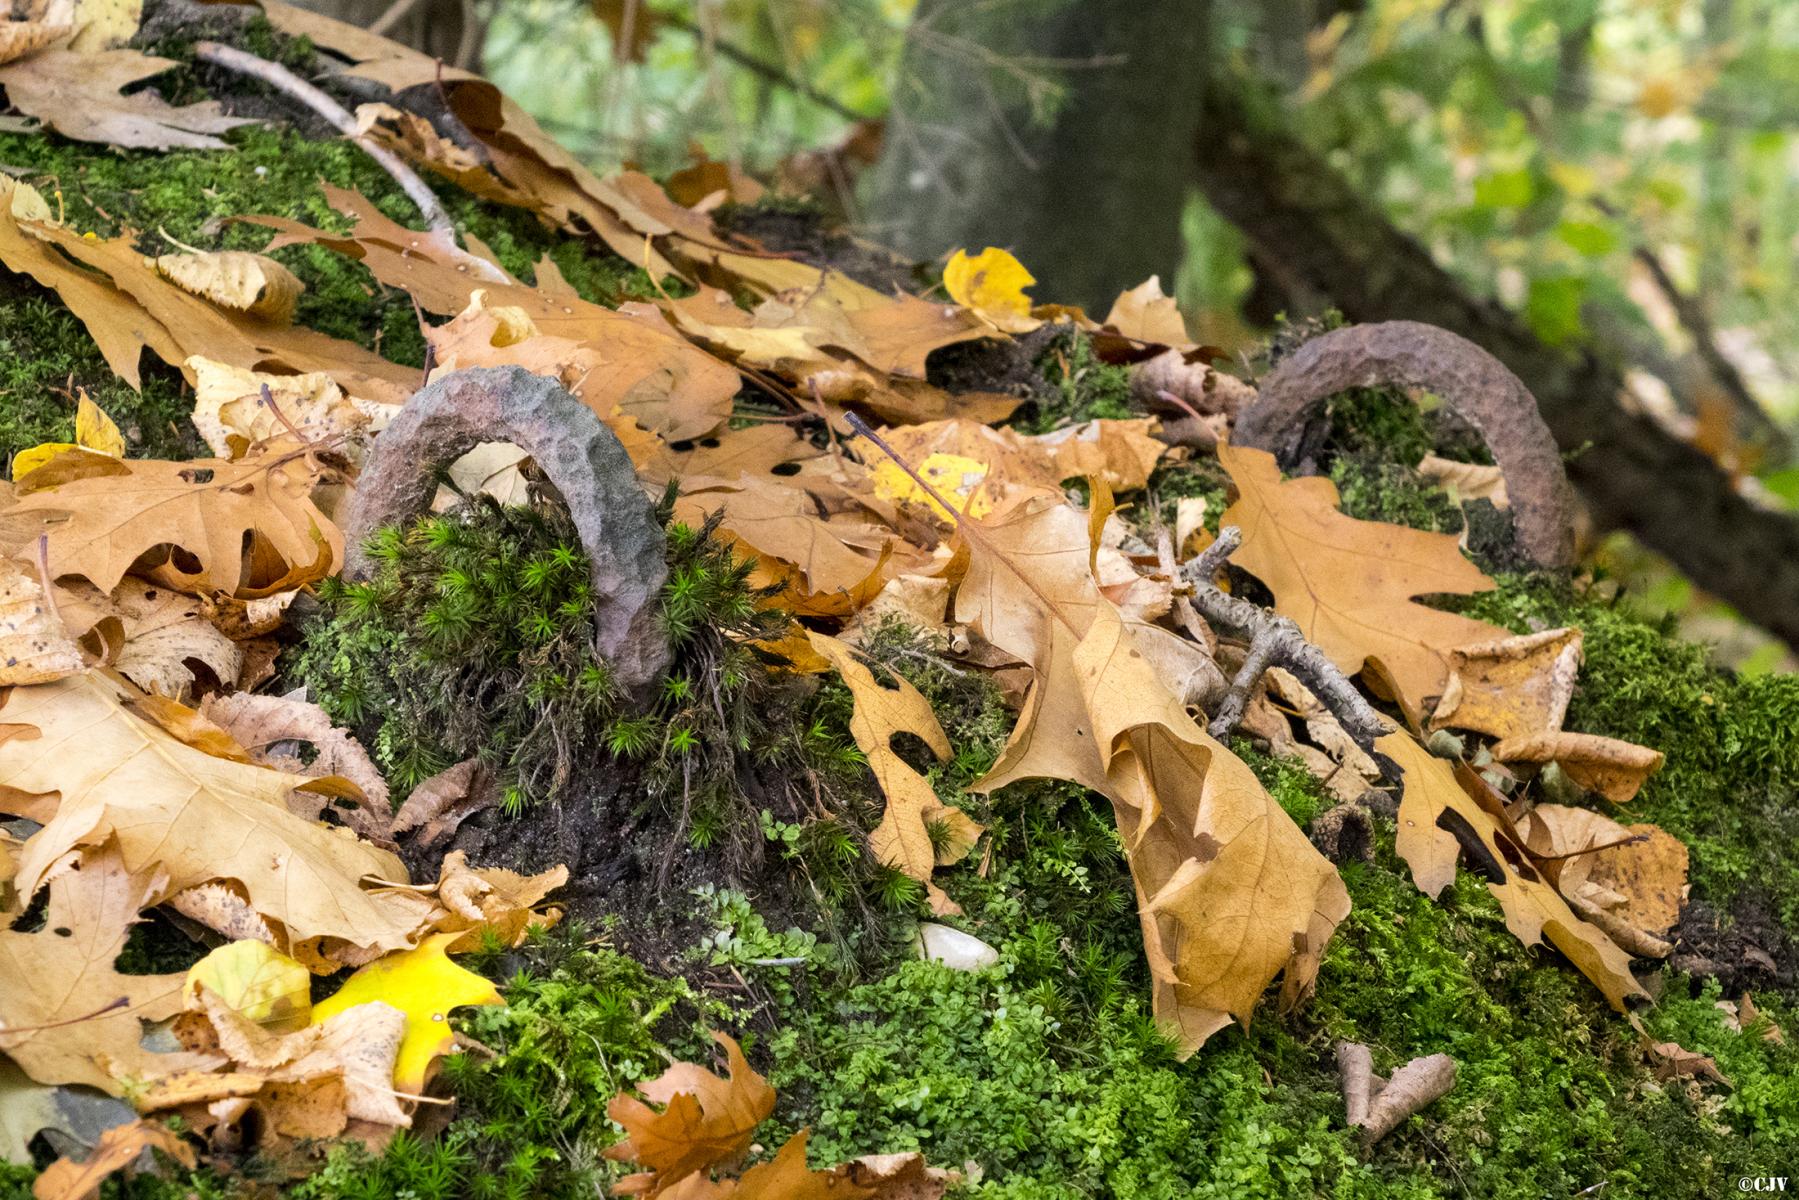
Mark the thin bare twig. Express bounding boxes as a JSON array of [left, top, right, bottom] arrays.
[[192, 41, 454, 237], [1183, 526, 1392, 746]]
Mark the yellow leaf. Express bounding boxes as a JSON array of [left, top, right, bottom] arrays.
[[12, 394, 125, 480], [309, 931, 503, 1092], [869, 452, 997, 521], [74, 393, 125, 457], [943, 247, 1041, 332], [184, 940, 312, 1033]]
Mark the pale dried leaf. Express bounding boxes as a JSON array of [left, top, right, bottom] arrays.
[[186, 357, 366, 460], [1490, 731, 1664, 804], [0, 49, 254, 150], [0, 558, 85, 685], [199, 692, 390, 839], [1430, 627, 1582, 742]]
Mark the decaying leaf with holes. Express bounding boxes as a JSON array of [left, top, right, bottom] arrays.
[[807, 630, 981, 916], [1382, 731, 1647, 1010], [0, 846, 211, 1092], [0, 558, 87, 685], [6, 446, 342, 598], [186, 357, 373, 460]]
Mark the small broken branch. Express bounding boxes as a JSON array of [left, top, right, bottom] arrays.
[[1337, 1041, 1458, 1147], [1234, 321, 1576, 568], [1183, 526, 1392, 746], [192, 41, 454, 237]]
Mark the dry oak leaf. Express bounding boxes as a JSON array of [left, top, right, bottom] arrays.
[[1218, 443, 1505, 717], [675, 477, 897, 617], [2, 214, 415, 408], [1382, 731, 1647, 1011], [0, 49, 254, 150], [186, 357, 370, 460], [1074, 603, 1349, 1052], [1429, 627, 1582, 742], [0, 558, 86, 685], [1515, 804, 1689, 936], [105, 577, 243, 701], [1489, 731, 1664, 805], [0, 848, 202, 1092], [605, 1032, 776, 1197], [250, 186, 738, 441], [308, 932, 502, 1093], [31, 1116, 195, 1200], [199, 691, 391, 842], [0, 671, 421, 962], [1103, 276, 1191, 347], [155, 250, 303, 324], [7, 445, 341, 598], [950, 489, 1337, 1054], [806, 631, 981, 916]]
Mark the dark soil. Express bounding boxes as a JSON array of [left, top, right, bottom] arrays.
[[715, 202, 921, 295]]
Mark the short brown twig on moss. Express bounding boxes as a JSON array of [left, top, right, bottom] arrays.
[[1337, 1041, 1458, 1147]]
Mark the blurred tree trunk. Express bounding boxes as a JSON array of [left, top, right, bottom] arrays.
[[285, 0, 482, 69], [866, 0, 1211, 312]]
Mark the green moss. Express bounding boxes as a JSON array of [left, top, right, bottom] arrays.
[[1329, 453, 1464, 535], [1013, 330, 1136, 434], [295, 496, 787, 813]]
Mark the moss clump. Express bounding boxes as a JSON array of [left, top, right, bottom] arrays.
[[296, 496, 785, 814], [1013, 330, 1136, 433]]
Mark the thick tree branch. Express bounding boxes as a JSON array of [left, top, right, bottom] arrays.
[[1195, 78, 1799, 650]]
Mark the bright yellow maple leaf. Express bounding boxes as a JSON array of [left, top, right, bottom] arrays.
[[185, 940, 312, 1033], [12, 393, 125, 480], [943, 247, 1041, 331], [309, 931, 503, 1092]]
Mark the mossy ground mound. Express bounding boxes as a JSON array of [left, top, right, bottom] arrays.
[[1, 31, 1797, 1199]]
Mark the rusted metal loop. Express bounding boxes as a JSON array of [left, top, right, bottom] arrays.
[[1233, 321, 1576, 567]]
